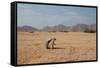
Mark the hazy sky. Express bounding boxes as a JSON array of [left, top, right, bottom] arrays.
[[17, 3, 96, 29]]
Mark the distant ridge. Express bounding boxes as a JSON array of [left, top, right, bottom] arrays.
[[17, 25, 39, 32], [70, 24, 89, 32], [17, 24, 96, 32], [41, 24, 70, 32]]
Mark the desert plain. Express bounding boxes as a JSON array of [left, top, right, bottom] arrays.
[[17, 32, 96, 64]]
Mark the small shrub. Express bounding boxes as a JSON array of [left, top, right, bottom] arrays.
[[29, 31, 34, 33], [62, 31, 68, 32], [84, 29, 96, 33]]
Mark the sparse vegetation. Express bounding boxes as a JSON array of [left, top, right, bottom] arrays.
[[84, 29, 96, 33], [29, 31, 34, 33], [62, 31, 69, 32]]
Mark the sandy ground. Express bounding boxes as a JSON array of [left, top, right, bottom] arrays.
[[17, 32, 96, 65]]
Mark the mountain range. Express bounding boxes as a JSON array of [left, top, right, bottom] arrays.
[[17, 24, 96, 32]]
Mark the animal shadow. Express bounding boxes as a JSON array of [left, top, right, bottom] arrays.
[[49, 47, 65, 49]]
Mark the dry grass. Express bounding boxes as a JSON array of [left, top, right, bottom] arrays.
[[17, 32, 96, 65]]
